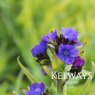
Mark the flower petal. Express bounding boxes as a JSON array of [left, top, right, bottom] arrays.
[[30, 83, 39, 91], [39, 82, 45, 93], [31, 41, 47, 57]]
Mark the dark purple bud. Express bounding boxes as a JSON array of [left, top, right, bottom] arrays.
[[73, 56, 85, 68]]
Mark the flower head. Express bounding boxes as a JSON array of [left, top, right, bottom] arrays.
[[26, 82, 45, 95], [42, 30, 57, 43], [57, 44, 78, 65], [61, 28, 78, 42], [32, 41, 47, 57], [73, 56, 85, 68]]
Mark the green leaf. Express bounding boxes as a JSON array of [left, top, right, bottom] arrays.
[[40, 59, 51, 65], [42, 66, 56, 85], [79, 61, 95, 95], [52, 54, 65, 72], [17, 56, 36, 83], [42, 66, 52, 77], [20, 88, 27, 94], [48, 88, 57, 95]]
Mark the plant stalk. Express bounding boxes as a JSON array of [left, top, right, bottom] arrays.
[[57, 79, 63, 95]]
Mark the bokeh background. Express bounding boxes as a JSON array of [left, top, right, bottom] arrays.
[[0, 0, 95, 95]]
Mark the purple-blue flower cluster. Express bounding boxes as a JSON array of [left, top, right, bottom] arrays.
[[32, 27, 84, 68], [30, 27, 85, 95]]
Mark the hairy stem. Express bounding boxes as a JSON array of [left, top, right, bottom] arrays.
[[57, 79, 63, 95]]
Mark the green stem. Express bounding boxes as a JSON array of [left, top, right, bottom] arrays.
[[57, 79, 63, 95]]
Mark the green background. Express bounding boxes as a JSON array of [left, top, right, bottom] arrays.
[[0, 0, 95, 95]]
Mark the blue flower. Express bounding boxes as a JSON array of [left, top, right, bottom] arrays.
[[61, 28, 78, 42], [42, 30, 57, 43], [26, 82, 45, 95], [73, 56, 84, 68], [32, 41, 47, 57], [57, 44, 78, 65]]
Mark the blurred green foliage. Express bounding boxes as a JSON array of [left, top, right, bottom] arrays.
[[0, 0, 95, 95]]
